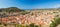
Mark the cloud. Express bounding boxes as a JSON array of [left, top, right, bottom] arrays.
[[54, 4, 60, 8]]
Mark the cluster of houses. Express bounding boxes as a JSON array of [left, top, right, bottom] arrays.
[[0, 10, 56, 25]]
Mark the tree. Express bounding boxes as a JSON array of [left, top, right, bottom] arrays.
[[34, 25, 38, 27], [29, 23, 35, 27], [25, 25, 29, 27], [50, 18, 60, 27], [20, 12, 29, 15], [16, 24, 22, 27]]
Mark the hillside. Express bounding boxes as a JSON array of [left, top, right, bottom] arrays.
[[0, 7, 25, 12], [0, 7, 30, 18]]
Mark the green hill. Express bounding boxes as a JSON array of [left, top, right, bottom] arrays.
[[0, 7, 25, 12]]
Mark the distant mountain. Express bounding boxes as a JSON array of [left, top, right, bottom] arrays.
[[0, 7, 25, 12]]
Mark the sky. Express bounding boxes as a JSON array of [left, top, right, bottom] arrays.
[[0, 0, 60, 9]]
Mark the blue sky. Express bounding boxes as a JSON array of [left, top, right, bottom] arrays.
[[0, 0, 60, 9]]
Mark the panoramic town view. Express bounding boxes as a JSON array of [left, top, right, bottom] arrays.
[[0, 0, 60, 27]]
